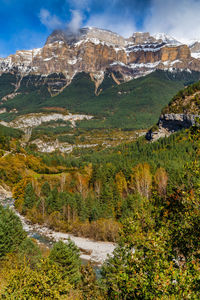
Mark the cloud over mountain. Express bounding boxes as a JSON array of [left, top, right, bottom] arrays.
[[144, 0, 200, 43]]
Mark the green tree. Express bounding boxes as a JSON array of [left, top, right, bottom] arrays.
[[17, 238, 42, 268], [49, 239, 81, 284], [23, 183, 36, 212], [2, 259, 72, 299], [41, 181, 51, 197], [101, 218, 200, 299], [46, 187, 59, 213], [0, 205, 26, 258]]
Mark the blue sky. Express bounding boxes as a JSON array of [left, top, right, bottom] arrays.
[[0, 0, 200, 57]]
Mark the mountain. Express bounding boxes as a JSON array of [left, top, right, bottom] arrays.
[[189, 41, 200, 59], [1, 27, 200, 96], [1, 27, 200, 146]]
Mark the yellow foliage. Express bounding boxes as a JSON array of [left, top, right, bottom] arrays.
[[12, 177, 31, 212], [115, 171, 127, 197], [71, 218, 121, 242], [131, 163, 152, 199]]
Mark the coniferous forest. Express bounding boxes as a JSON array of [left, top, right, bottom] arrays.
[[0, 115, 200, 298]]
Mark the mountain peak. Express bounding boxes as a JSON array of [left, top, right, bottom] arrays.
[[152, 33, 182, 46], [45, 27, 125, 47]]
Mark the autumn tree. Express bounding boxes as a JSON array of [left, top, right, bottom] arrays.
[[80, 262, 102, 300], [2, 259, 72, 299], [12, 177, 31, 212], [115, 171, 127, 197], [131, 163, 152, 199], [154, 167, 168, 197]]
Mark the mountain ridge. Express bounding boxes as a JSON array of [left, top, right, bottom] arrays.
[[1, 27, 200, 97]]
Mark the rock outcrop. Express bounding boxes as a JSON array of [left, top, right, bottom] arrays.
[[0, 112, 93, 132], [0, 185, 12, 200], [146, 113, 200, 141], [1, 27, 200, 94]]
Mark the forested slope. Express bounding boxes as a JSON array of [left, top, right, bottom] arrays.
[[1, 70, 200, 129]]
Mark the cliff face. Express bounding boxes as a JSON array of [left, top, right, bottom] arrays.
[[146, 83, 200, 141], [1, 27, 200, 94], [146, 113, 200, 141]]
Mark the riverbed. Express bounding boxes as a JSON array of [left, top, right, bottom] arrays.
[[0, 197, 115, 265]]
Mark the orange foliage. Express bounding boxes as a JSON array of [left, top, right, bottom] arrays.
[[154, 167, 168, 197], [71, 219, 121, 242], [12, 177, 31, 212]]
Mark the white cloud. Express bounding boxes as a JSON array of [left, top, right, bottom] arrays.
[[86, 14, 136, 37], [68, 10, 83, 33], [144, 0, 200, 43], [38, 0, 200, 43], [39, 9, 63, 30], [69, 0, 91, 10]]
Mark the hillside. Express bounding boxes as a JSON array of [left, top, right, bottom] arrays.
[[162, 80, 200, 114], [147, 80, 200, 140], [1, 70, 200, 132], [1, 79, 200, 298]]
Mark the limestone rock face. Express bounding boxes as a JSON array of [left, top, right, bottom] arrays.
[[146, 113, 200, 141], [1, 27, 200, 93]]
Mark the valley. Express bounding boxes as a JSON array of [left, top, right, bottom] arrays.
[[0, 24, 200, 299], [0, 197, 115, 265]]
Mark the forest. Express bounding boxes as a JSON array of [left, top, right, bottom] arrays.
[[1, 70, 200, 129], [0, 77, 200, 298], [0, 123, 200, 298]]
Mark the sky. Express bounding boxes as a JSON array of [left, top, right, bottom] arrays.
[[0, 0, 200, 57]]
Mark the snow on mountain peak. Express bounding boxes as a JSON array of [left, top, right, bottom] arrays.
[[153, 33, 182, 46]]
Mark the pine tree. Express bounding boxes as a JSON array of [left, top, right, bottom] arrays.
[[49, 239, 81, 284], [17, 238, 42, 267], [23, 183, 36, 212], [41, 181, 51, 197], [46, 187, 59, 213], [0, 205, 26, 258]]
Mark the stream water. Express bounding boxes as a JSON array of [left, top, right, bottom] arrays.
[[0, 197, 53, 245]]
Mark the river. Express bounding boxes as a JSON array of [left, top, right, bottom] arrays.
[[0, 197, 115, 266]]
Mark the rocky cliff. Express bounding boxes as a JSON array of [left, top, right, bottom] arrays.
[[146, 81, 200, 141], [1, 27, 200, 95], [146, 113, 200, 141]]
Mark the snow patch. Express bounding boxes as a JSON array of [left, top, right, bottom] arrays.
[[68, 58, 78, 65], [191, 53, 200, 59], [153, 33, 182, 46]]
